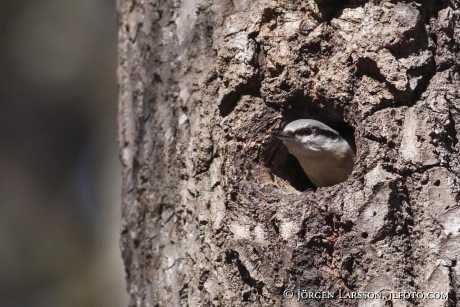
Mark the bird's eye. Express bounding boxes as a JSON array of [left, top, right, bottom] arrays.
[[300, 128, 312, 135]]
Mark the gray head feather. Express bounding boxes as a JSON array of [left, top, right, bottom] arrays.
[[283, 119, 340, 137]]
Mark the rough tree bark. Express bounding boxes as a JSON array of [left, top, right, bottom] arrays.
[[117, 0, 460, 306]]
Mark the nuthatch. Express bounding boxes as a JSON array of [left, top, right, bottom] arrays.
[[272, 119, 355, 187]]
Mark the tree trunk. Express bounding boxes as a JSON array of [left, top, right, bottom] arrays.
[[117, 0, 460, 306]]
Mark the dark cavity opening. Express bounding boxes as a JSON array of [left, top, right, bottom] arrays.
[[264, 118, 356, 191], [264, 139, 313, 191]]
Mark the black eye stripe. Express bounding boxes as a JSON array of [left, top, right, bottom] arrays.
[[296, 127, 339, 138], [296, 127, 312, 135]]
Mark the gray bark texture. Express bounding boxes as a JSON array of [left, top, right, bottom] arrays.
[[117, 0, 460, 306]]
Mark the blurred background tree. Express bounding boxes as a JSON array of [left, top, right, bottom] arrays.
[[0, 0, 128, 306]]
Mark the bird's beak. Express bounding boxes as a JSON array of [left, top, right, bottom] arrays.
[[271, 131, 294, 141]]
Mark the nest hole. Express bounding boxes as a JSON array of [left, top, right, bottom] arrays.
[[264, 118, 356, 191], [264, 141, 313, 191]]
